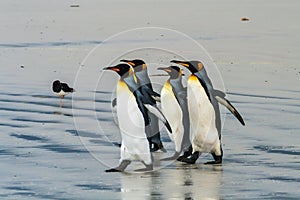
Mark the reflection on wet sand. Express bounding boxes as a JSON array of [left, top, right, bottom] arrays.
[[120, 164, 222, 200]]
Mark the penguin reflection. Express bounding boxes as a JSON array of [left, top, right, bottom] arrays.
[[119, 165, 222, 200], [160, 165, 222, 199]]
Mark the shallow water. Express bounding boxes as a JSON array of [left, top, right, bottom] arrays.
[[0, 83, 299, 199]]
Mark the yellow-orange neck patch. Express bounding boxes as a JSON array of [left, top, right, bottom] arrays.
[[189, 74, 198, 82], [142, 63, 147, 70]]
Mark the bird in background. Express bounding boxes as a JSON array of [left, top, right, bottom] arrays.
[[171, 60, 245, 164], [120, 59, 166, 152], [158, 66, 191, 160], [103, 63, 172, 172], [52, 80, 75, 108]]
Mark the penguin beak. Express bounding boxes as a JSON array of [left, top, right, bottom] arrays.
[[170, 60, 190, 68], [157, 67, 171, 73], [103, 66, 120, 72], [120, 59, 135, 67]]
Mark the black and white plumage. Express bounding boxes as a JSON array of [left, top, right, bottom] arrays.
[[171, 60, 245, 165], [52, 80, 75, 107], [103, 64, 172, 172], [120, 59, 166, 152], [158, 66, 191, 160]]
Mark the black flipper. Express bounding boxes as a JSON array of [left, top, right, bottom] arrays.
[[142, 85, 161, 103], [133, 90, 151, 126], [144, 104, 172, 133], [214, 90, 245, 126]]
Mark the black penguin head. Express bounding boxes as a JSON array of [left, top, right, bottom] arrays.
[[52, 80, 61, 92], [120, 59, 146, 72], [157, 66, 184, 79], [103, 64, 133, 78], [170, 60, 204, 74]]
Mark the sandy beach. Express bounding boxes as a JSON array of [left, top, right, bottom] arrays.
[[0, 0, 299, 199]]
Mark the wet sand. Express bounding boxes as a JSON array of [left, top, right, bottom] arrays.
[[0, 0, 299, 199]]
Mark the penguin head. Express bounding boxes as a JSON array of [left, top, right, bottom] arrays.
[[103, 64, 133, 78], [170, 60, 204, 74], [157, 66, 184, 79], [120, 59, 147, 72]]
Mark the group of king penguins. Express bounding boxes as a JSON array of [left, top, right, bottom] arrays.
[[102, 59, 245, 172]]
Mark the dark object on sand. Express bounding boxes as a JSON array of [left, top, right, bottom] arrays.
[[241, 17, 250, 21]]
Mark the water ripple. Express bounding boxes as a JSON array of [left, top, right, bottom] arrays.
[[10, 133, 48, 142], [0, 40, 102, 48], [253, 145, 300, 156], [76, 183, 121, 192]]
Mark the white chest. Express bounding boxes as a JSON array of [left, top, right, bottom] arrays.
[[116, 81, 145, 138], [187, 77, 219, 152], [161, 82, 184, 151]]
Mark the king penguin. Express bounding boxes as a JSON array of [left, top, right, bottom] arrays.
[[157, 66, 191, 160], [171, 60, 245, 164], [103, 64, 172, 172], [120, 59, 165, 152]]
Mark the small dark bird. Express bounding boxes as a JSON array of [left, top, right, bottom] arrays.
[[52, 80, 75, 107]]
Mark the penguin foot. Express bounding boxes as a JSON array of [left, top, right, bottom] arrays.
[[160, 157, 174, 161], [150, 143, 166, 152], [177, 157, 197, 164], [135, 164, 153, 172], [159, 147, 167, 153], [105, 160, 131, 172], [204, 160, 222, 165], [161, 152, 180, 161], [105, 168, 122, 173], [177, 155, 185, 162], [205, 152, 222, 165], [177, 146, 193, 161], [177, 151, 200, 164]]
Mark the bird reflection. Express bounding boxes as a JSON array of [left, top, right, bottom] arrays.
[[120, 172, 153, 200], [120, 164, 222, 200]]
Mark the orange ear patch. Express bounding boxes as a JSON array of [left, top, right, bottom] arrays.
[[127, 61, 135, 66], [164, 68, 172, 73], [179, 62, 189, 67], [198, 62, 204, 70], [142, 64, 147, 70]]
